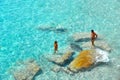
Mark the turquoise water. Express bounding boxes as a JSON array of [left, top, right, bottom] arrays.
[[0, 0, 120, 80]]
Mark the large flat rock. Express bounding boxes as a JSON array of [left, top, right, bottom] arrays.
[[13, 59, 41, 80]]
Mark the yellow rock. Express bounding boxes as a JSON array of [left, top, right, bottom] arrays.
[[68, 50, 94, 72]]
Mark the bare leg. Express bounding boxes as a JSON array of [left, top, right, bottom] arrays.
[[92, 40, 94, 46], [54, 50, 58, 54], [91, 39, 95, 49], [54, 50, 56, 54]]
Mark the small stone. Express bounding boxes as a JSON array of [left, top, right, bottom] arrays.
[[61, 67, 73, 75], [51, 65, 61, 72]]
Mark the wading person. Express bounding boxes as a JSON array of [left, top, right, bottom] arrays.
[[54, 41, 58, 54], [91, 30, 97, 46]]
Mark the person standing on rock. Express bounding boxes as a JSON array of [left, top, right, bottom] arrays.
[[91, 30, 97, 46], [54, 41, 58, 54]]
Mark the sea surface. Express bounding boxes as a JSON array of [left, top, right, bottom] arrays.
[[0, 0, 120, 80]]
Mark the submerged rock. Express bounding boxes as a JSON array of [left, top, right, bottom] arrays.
[[47, 55, 63, 64], [69, 32, 111, 52], [37, 26, 54, 31], [55, 28, 67, 33], [70, 43, 82, 51], [68, 50, 95, 72], [61, 67, 74, 75], [51, 65, 73, 74], [61, 51, 74, 62], [13, 59, 41, 80], [51, 65, 61, 73], [82, 41, 111, 52], [71, 32, 102, 42], [51, 65, 74, 74], [47, 51, 74, 66], [37, 26, 67, 33], [72, 33, 91, 42]]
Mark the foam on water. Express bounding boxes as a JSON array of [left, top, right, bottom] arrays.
[[0, 0, 120, 80]]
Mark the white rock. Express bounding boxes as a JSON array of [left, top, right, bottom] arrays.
[[94, 48, 109, 63]]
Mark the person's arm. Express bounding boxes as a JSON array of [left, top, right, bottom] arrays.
[[95, 33, 97, 38]]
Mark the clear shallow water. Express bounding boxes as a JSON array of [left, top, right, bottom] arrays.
[[0, 0, 120, 80]]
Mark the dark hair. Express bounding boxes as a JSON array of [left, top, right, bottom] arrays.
[[55, 41, 57, 43], [91, 30, 94, 32]]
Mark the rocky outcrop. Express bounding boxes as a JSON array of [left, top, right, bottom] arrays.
[[68, 48, 110, 72], [13, 59, 41, 80], [68, 50, 95, 72], [47, 51, 74, 66]]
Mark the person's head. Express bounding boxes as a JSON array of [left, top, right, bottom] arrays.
[[54, 41, 57, 44], [91, 30, 94, 33]]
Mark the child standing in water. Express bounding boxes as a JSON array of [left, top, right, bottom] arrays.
[[91, 30, 97, 46], [54, 41, 58, 54]]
